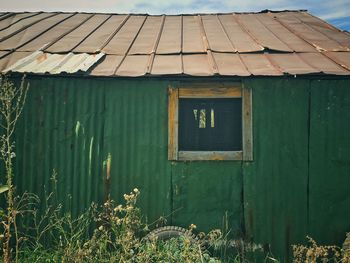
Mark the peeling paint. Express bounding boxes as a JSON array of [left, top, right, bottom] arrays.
[[75, 121, 85, 136], [88, 137, 94, 177], [103, 153, 112, 201], [106, 153, 112, 181]]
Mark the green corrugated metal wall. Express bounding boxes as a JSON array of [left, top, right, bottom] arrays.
[[102, 79, 173, 222], [14, 77, 175, 222], [243, 79, 309, 260], [9, 76, 350, 261], [14, 77, 106, 215], [242, 78, 350, 261], [308, 80, 350, 243]]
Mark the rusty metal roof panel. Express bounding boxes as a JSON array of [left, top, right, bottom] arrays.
[[151, 54, 182, 75], [293, 12, 350, 49], [18, 13, 98, 52], [298, 52, 350, 75], [4, 51, 104, 74], [0, 13, 14, 22], [115, 55, 149, 76], [183, 54, 213, 76], [201, 15, 235, 52], [240, 54, 282, 76], [0, 51, 9, 59], [156, 16, 182, 54], [129, 16, 163, 55], [256, 13, 316, 52], [274, 12, 349, 52], [72, 15, 127, 53], [218, 14, 263, 53], [0, 12, 40, 31], [236, 13, 293, 52], [213, 52, 250, 76], [0, 13, 57, 41], [0, 13, 72, 50], [90, 55, 123, 76], [268, 53, 319, 74], [323, 52, 350, 71], [0, 51, 11, 70], [0, 51, 32, 71], [182, 16, 205, 53], [43, 14, 109, 53], [102, 15, 146, 55]]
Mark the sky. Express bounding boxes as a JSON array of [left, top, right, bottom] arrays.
[[1, 0, 350, 31]]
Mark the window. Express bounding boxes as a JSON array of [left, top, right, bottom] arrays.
[[179, 98, 242, 151], [168, 84, 253, 161]]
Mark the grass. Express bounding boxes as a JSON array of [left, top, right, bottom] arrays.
[[2, 187, 349, 262], [1, 189, 224, 262]]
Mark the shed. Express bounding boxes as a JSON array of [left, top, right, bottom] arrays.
[[1, 10, 350, 261]]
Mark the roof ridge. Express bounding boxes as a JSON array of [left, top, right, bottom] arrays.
[[0, 10, 309, 16]]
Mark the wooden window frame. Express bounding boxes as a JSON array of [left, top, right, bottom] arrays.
[[168, 84, 253, 161]]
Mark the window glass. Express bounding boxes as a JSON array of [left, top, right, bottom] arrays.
[[178, 98, 242, 151]]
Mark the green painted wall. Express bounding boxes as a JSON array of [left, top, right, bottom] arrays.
[[14, 77, 106, 215], [8, 76, 350, 261], [308, 80, 350, 243], [242, 78, 350, 261], [243, 78, 309, 260]]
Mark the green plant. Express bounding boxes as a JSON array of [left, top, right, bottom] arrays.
[[343, 233, 350, 263], [0, 184, 9, 194], [293, 236, 343, 263], [0, 74, 29, 263], [200, 212, 278, 263], [13, 187, 225, 262]]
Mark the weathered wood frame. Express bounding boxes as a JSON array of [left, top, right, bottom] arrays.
[[168, 84, 253, 161]]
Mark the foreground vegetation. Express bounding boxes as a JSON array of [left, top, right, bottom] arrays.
[[0, 186, 271, 263], [0, 186, 349, 262], [1, 188, 220, 262]]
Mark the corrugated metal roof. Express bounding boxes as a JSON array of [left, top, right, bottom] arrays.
[[4, 51, 104, 74], [0, 10, 349, 76]]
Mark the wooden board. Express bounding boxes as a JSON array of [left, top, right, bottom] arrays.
[[168, 86, 178, 160], [179, 86, 241, 98]]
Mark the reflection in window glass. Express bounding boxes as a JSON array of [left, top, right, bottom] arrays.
[[199, 109, 206, 128], [193, 109, 198, 121]]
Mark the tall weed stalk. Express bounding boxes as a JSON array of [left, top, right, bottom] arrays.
[[0, 75, 29, 263]]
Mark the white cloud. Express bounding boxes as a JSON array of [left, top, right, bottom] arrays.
[[320, 10, 350, 20]]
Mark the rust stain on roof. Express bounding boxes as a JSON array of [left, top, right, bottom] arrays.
[[0, 10, 349, 76]]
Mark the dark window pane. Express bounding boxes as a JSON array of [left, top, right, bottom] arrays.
[[179, 98, 242, 151]]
